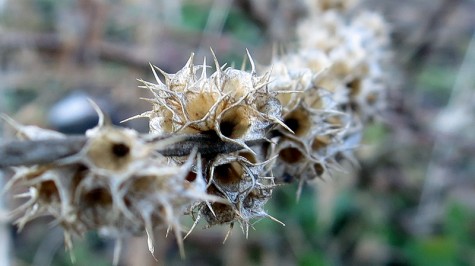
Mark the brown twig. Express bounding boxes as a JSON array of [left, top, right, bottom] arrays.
[[405, 0, 459, 69], [0, 30, 252, 71]]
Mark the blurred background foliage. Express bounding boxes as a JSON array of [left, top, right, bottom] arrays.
[[1, 0, 475, 265]]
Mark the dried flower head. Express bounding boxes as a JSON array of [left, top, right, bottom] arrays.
[[129, 51, 285, 152]]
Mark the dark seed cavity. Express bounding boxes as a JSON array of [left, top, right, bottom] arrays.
[[112, 143, 130, 158]]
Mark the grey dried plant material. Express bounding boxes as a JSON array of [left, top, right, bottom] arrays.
[[296, 6, 391, 122], [269, 119, 361, 199], [1, 114, 66, 141], [267, 64, 354, 184], [267, 56, 314, 115], [3, 112, 219, 260], [189, 152, 282, 238], [271, 139, 322, 180], [266, 2, 392, 184], [262, 0, 391, 190], [269, 110, 346, 179], [128, 50, 286, 152]]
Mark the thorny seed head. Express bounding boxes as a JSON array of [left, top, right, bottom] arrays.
[[130, 51, 284, 152]]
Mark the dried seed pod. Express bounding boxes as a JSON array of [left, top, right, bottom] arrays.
[[267, 58, 313, 114], [129, 51, 284, 151], [208, 153, 261, 203], [81, 126, 150, 176], [200, 185, 238, 227], [270, 138, 326, 183], [192, 152, 279, 235], [7, 165, 81, 231]]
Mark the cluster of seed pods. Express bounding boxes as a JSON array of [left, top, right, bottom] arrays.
[[3, 111, 218, 262], [297, 1, 391, 121], [265, 0, 390, 191], [132, 51, 286, 234], [3, 0, 391, 262]]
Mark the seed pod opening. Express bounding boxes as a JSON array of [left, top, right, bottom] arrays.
[[347, 78, 362, 97], [213, 162, 244, 187], [77, 186, 117, 229], [85, 129, 134, 172], [313, 162, 325, 176], [278, 147, 305, 164], [185, 171, 197, 182], [283, 108, 311, 137], [238, 151, 258, 164], [38, 180, 60, 203], [218, 106, 252, 139], [199, 185, 236, 226], [81, 187, 113, 209], [311, 135, 333, 152]]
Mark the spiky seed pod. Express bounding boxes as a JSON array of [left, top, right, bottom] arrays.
[[264, 4, 390, 186], [193, 152, 277, 234], [270, 139, 323, 183], [0, 0, 395, 260], [81, 126, 151, 176], [7, 165, 82, 232], [131, 52, 284, 151], [208, 153, 261, 203], [271, 120, 356, 183]]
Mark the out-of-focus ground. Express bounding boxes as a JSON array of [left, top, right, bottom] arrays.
[[1, 0, 474, 265]]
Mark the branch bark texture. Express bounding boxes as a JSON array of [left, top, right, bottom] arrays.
[[0, 133, 261, 168]]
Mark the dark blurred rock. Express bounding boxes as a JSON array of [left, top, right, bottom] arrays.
[[48, 91, 112, 134]]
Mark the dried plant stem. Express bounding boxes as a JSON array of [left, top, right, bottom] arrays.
[[157, 134, 268, 157], [0, 133, 269, 168], [0, 137, 87, 168]]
